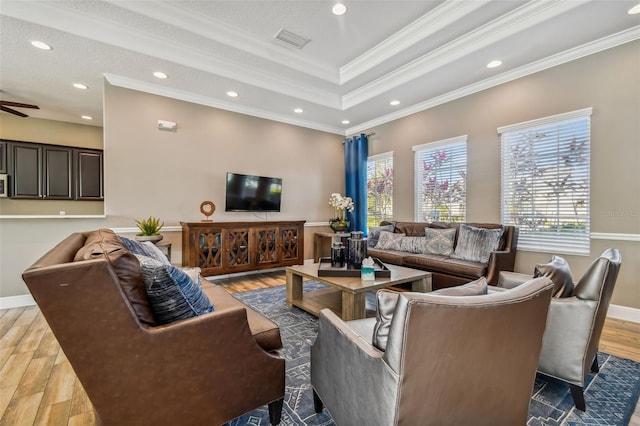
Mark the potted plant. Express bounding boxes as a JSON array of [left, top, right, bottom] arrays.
[[329, 193, 354, 232], [135, 216, 164, 243]]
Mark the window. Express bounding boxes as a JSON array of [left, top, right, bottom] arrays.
[[413, 136, 467, 223], [367, 151, 393, 229], [499, 108, 591, 255]]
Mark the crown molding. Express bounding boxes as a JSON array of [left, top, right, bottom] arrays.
[[342, 0, 586, 109], [2, 0, 340, 109], [104, 74, 344, 135], [346, 26, 640, 135], [340, 0, 490, 84], [106, 0, 339, 84]]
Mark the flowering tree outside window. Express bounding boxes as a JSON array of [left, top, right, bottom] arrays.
[[500, 109, 591, 254], [367, 152, 393, 229], [414, 137, 467, 223]]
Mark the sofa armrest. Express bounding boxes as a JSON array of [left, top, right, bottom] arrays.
[[498, 271, 532, 289], [486, 250, 517, 285]]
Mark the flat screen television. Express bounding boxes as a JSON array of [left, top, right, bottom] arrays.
[[225, 172, 282, 212]]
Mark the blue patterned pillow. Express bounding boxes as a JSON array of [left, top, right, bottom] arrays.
[[135, 254, 213, 325], [121, 237, 169, 264]]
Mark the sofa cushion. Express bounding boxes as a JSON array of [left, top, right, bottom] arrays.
[[366, 247, 406, 265], [375, 231, 405, 251], [121, 237, 170, 264], [135, 255, 214, 325], [451, 224, 504, 263], [394, 222, 430, 237], [74, 228, 156, 326], [424, 228, 456, 255], [432, 277, 488, 296], [203, 285, 283, 352], [533, 255, 574, 297], [372, 290, 400, 351], [367, 224, 395, 248], [403, 254, 487, 279], [399, 236, 428, 254]]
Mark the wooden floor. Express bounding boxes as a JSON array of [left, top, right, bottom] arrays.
[[1, 270, 639, 425]]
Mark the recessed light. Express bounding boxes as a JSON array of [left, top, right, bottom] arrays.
[[227, 91, 238, 98], [332, 3, 347, 15], [31, 40, 52, 50], [81, 115, 93, 120], [153, 71, 168, 79], [486, 60, 502, 68], [294, 108, 304, 114], [389, 100, 400, 106], [73, 83, 88, 90], [342, 120, 350, 125], [629, 4, 640, 14]]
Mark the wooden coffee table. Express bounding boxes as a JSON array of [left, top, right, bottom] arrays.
[[286, 262, 432, 321]]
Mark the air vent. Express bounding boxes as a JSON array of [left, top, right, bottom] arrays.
[[273, 28, 310, 49]]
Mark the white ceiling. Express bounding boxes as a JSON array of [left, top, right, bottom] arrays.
[[1, 0, 639, 135]]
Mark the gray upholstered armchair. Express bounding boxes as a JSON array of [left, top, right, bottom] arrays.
[[498, 248, 622, 411], [310, 278, 554, 425], [537, 249, 622, 411]]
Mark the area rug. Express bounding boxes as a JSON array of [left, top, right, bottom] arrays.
[[226, 282, 640, 425]]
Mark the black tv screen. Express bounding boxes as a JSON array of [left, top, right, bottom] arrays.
[[225, 172, 282, 212]]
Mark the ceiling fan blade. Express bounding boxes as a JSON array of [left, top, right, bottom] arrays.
[[0, 105, 29, 117], [0, 101, 39, 109]]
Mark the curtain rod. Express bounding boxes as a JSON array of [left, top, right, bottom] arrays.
[[346, 131, 375, 138]]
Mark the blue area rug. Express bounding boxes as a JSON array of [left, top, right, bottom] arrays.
[[227, 282, 640, 425]]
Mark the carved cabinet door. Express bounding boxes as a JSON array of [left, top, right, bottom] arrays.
[[223, 228, 253, 273], [193, 228, 223, 275], [255, 227, 279, 267], [279, 226, 300, 263]]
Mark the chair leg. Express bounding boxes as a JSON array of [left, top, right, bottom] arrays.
[[268, 398, 283, 425], [313, 389, 324, 413], [591, 355, 599, 373], [570, 384, 586, 411]]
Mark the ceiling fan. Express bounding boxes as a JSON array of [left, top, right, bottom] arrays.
[[0, 100, 40, 117]]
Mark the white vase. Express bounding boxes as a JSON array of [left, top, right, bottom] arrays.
[[135, 235, 163, 244]]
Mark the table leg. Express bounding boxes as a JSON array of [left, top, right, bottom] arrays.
[[313, 234, 321, 263], [286, 270, 303, 307], [411, 275, 432, 293], [341, 291, 366, 321]]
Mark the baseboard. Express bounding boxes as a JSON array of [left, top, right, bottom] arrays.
[[607, 304, 640, 323], [0, 294, 36, 310]]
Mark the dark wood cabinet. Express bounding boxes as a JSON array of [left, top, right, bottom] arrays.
[[181, 221, 305, 277], [3, 140, 103, 200], [10, 142, 42, 199], [0, 141, 6, 174], [44, 146, 73, 199], [75, 149, 103, 200]]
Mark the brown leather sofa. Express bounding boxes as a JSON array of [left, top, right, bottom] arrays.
[[367, 221, 518, 289], [22, 230, 285, 426]]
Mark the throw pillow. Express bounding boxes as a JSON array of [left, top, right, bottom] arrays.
[[135, 255, 214, 325], [451, 224, 504, 263], [533, 255, 574, 297], [372, 278, 489, 351], [399, 236, 428, 254], [121, 237, 170, 264], [74, 228, 156, 326], [432, 277, 488, 296], [424, 228, 456, 255], [375, 231, 405, 251], [372, 290, 400, 351], [367, 224, 395, 248]]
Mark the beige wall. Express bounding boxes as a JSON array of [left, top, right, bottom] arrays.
[[0, 114, 104, 215], [0, 84, 344, 298], [361, 40, 640, 309], [1, 41, 638, 312]]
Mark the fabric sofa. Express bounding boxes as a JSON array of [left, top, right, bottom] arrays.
[[367, 221, 518, 289], [22, 229, 285, 425]]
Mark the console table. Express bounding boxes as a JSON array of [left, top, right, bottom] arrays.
[[181, 220, 305, 277]]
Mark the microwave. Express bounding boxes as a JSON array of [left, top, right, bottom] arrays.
[[0, 174, 7, 197]]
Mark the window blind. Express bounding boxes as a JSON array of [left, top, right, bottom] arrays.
[[413, 136, 467, 223], [367, 151, 393, 229], [500, 109, 591, 255]]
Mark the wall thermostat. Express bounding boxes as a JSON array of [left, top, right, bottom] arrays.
[[157, 120, 177, 131]]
